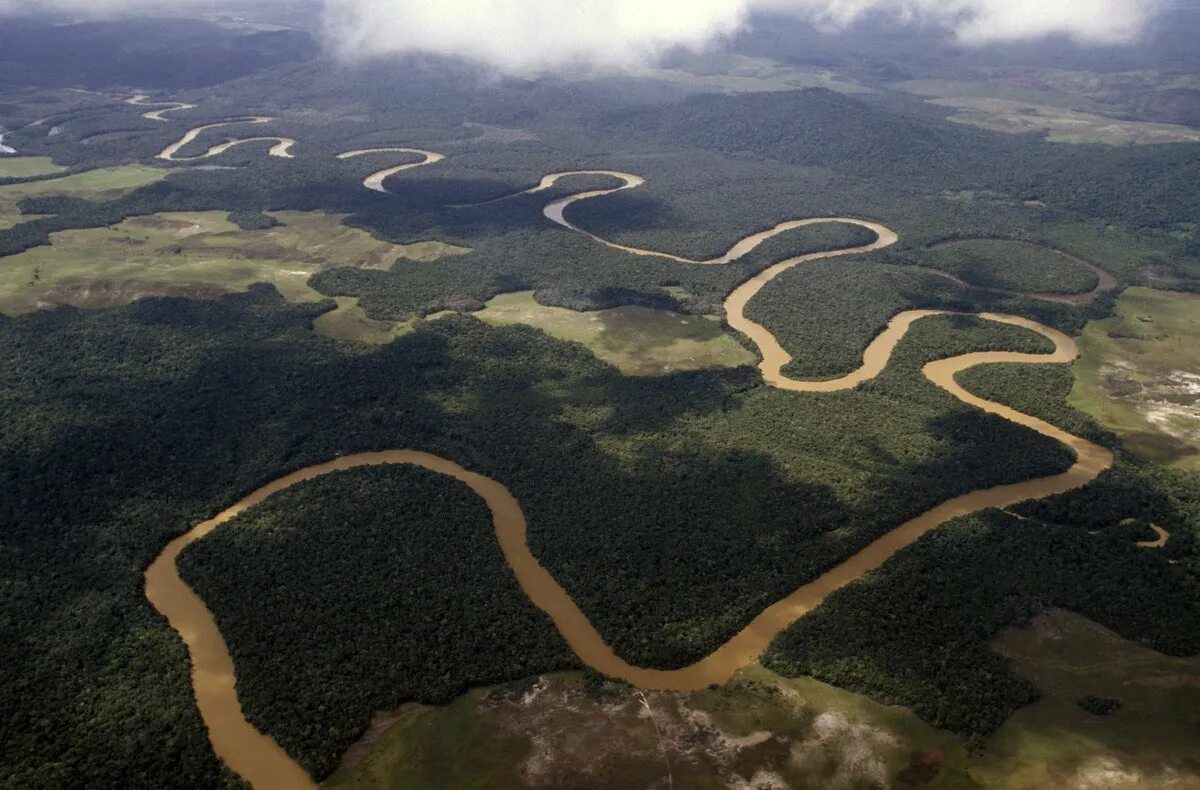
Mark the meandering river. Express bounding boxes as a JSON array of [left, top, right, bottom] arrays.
[[157, 119, 295, 162], [336, 148, 446, 193], [144, 165, 1115, 788], [127, 94, 198, 122]]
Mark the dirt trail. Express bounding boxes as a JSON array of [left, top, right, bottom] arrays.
[[146, 168, 1114, 788]]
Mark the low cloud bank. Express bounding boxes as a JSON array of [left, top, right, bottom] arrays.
[[0, 0, 1169, 74], [322, 0, 1168, 73]]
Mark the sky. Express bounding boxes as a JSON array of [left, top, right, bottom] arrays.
[[0, 0, 1172, 74]]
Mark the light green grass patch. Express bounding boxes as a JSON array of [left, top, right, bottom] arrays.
[[0, 156, 66, 179], [312, 297, 416, 344], [324, 669, 973, 789], [972, 609, 1200, 788], [1070, 287, 1200, 468], [0, 210, 470, 316], [926, 97, 1200, 145], [473, 291, 755, 375], [325, 616, 1200, 789], [0, 163, 166, 229]]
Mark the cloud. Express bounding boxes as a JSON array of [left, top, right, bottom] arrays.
[[321, 0, 1169, 73], [0, 0, 1169, 73], [773, 0, 1170, 46], [321, 0, 750, 72]]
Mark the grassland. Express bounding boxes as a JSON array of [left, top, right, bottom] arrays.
[[323, 667, 971, 789], [893, 79, 1200, 145], [311, 297, 414, 344], [1070, 287, 1200, 469], [974, 608, 1200, 788], [928, 97, 1200, 144], [308, 284, 767, 375], [473, 291, 754, 376], [0, 210, 469, 315], [0, 163, 166, 229], [326, 607, 1200, 789], [0, 156, 66, 179]]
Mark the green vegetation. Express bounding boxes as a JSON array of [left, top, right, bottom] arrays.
[[0, 163, 166, 229], [325, 668, 974, 789], [473, 290, 754, 375], [179, 465, 576, 778], [0, 156, 65, 179], [1, 30, 1199, 786], [762, 507, 1200, 743], [923, 238, 1099, 294], [612, 88, 1200, 230], [925, 96, 1200, 145], [743, 257, 1077, 381], [312, 219, 876, 321], [0, 210, 465, 315], [311, 296, 416, 344], [0, 287, 1085, 784], [1077, 695, 1121, 716], [765, 350, 1200, 744], [333, 624, 1200, 789], [957, 363, 1111, 446], [227, 209, 281, 230], [972, 609, 1200, 788], [641, 52, 873, 95], [1070, 287, 1200, 469]]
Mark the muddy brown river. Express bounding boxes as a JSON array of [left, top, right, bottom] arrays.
[[145, 168, 1114, 788], [127, 94, 198, 122], [336, 148, 446, 193], [157, 119, 295, 162]]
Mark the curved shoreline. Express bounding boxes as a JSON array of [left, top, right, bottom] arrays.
[[1137, 524, 1170, 548], [156, 119, 294, 162], [146, 171, 1114, 787], [127, 94, 198, 122], [336, 148, 446, 193], [925, 238, 1118, 305]]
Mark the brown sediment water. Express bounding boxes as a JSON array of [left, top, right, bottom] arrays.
[[146, 168, 1115, 787], [925, 238, 1118, 305], [1137, 524, 1170, 548], [126, 94, 198, 122], [336, 148, 446, 193], [156, 119, 289, 162]]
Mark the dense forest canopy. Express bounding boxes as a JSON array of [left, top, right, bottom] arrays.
[[0, 6, 1198, 787]]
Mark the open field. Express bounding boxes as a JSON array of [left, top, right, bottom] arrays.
[[0, 163, 166, 229], [311, 297, 414, 344], [473, 291, 754, 376], [0, 156, 66, 179], [326, 608, 1200, 789], [1070, 287, 1200, 468], [974, 608, 1200, 788], [928, 97, 1200, 145], [323, 667, 971, 789], [0, 210, 469, 315], [893, 77, 1200, 145]]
